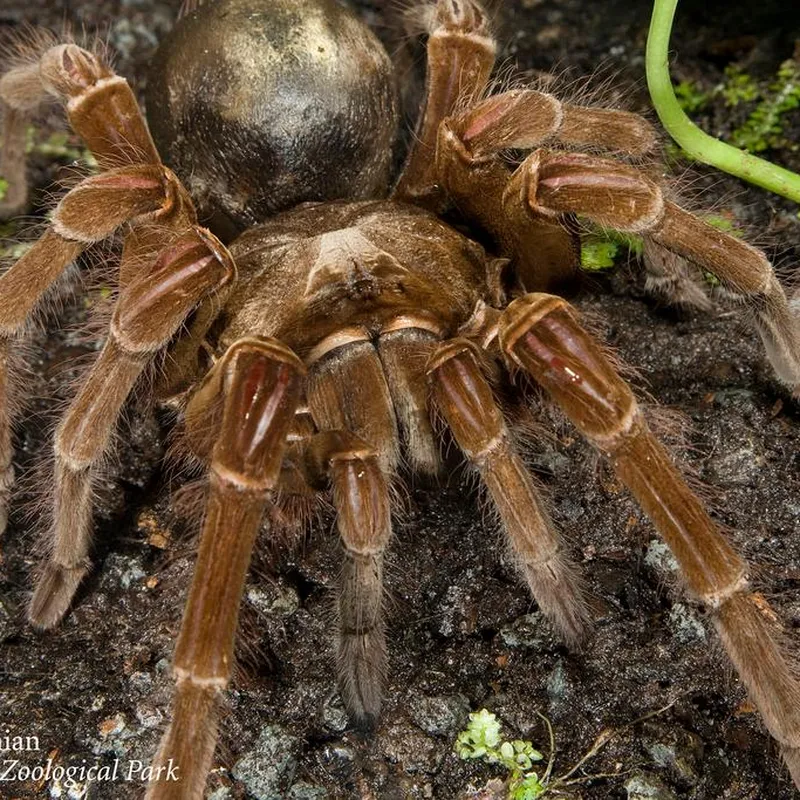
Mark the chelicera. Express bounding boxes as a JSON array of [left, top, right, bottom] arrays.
[[0, 0, 798, 797]]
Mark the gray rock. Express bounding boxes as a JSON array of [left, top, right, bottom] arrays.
[[232, 724, 300, 800], [246, 582, 300, 618], [410, 694, 470, 737], [98, 553, 146, 590], [668, 602, 707, 643], [319, 693, 349, 733], [381, 724, 441, 773], [134, 702, 163, 729], [625, 772, 678, 800], [706, 426, 764, 486], [641, 722, 703, 785], [438, 584, 474, 637], [546, 660, 569, 707], [644, 539, 678, 575], [288, 782, 329, 799], [500, 612, 547, 649]]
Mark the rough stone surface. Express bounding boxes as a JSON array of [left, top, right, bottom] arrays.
[[0, 1, 799, 799], [625, 773, 678, 800], [231, 725, 300, 800]]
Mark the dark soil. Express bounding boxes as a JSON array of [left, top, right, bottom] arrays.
[[1, 1, 799, 799]]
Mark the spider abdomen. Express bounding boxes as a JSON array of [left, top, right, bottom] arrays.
[[145, 0, 399, 239]]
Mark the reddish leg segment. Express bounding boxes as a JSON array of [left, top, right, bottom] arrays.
[[433, 88, 660, 293], [450, 88, 658, 160], [393, 0, 495, 206], [499, 293, 800, 786], [0, 42, 160, 218], [146, 338, 304, 800], [0, 43, 198, 540]]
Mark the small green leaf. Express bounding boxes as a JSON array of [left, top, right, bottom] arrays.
[[581, 241, 618, 271], [702, 270, 721, 287], [510, 772, 547, 799], [455, 710, 551, 799], [702, 212, 746, 241], [0, 241, 34, 260], [730, 57, 800, 153], [455, 709, 504, 760]]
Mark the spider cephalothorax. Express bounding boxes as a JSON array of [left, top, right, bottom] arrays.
[[0, 0, 799, 798]]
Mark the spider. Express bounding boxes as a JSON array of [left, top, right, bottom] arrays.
[[0, 0, 798, 797]]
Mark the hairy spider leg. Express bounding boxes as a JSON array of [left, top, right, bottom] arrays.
[[0, 42, 160, 216], [0, 164, 175, 530], [457, 87, 706, 307], [377, 327, 441, 475], [302, 430, 393, 726], [147, 337, 304, 800], [506, 148, 800, 390], [305, 339, 399, 720], [435, 89, 661, 294], [393, 0, 495, 208], [428, 338, 589, 645], [304, 325, 446, 722], [29, 228, 235, 628], [0, 43, 202, 539], [639, 237, 713, 311], [0, 44, 244, 625], [498, 292, 800, 786]]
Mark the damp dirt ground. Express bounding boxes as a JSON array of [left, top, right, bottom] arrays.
[[0, 1, 799, 799]]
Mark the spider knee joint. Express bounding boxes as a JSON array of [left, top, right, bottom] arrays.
[[173, 668, 227, 691], [701, 575, 750, 611]]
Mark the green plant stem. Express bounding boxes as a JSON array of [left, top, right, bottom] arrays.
[[646, 0, 800, 202]]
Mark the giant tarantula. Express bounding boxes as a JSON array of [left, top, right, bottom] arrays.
[[0, 0, 799, 797]]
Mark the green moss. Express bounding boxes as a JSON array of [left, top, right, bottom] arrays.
[[718, 65, 759, 107], [0, 219, 33, 260], [674, 80, 709, 114], [702, 212, 743, 236], [730, 58, 800, 153], [24, 125, 97, 168], [665, 60, 800, 162], [581, 241, 619, 271]]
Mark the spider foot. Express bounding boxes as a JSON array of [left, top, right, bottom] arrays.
[[517, 554, 590, 647], [338, 627, 386, 727], [303, 431, 391, 724], [0, 463, 13, 538], [641, 237, 712, 311], [28, 562, 88, 629]]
